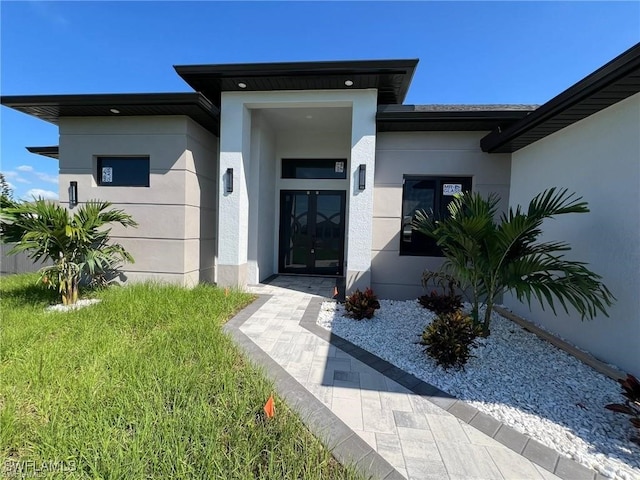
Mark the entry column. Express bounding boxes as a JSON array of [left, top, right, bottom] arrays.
[[217, 94, 251, 287], [346, 90, 378, 292]]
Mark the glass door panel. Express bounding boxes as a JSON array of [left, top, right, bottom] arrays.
[[279, 191, 345, 275], [281, 192, 311, 271], [312, 193, 344, 274]]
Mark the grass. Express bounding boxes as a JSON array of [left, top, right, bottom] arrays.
[[0, 274, 362, 479]]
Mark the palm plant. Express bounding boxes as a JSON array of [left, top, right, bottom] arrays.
[[4, 199, 137, 304], [412, 188, 614, 335]]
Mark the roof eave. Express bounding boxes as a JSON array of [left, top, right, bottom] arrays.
[[481, 42, 640, 153]]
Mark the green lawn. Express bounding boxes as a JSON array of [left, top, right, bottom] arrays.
[[0, 274, 361, 479]]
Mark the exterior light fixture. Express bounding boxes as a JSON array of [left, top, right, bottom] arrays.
[[238, 82, 247, 89], [344, 80, 354, 87], [69, 181, 78, 206], [358, 164, 366, 190], [226, 168, 234, 193], [109, 108, 120, 114]]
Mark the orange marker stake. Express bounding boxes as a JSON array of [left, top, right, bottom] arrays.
[[264, 394, 275, 419]]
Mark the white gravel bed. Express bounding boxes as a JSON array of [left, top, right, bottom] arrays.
[[317, 300, 640, 480], [46, 298, 101, 312]]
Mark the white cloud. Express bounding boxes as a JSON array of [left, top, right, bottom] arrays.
[[35, 172, 58, 184], [17, 165, 34, 172], [24, 189, 59, 201], [6, 182, 16, 191], [4, 171, 18, 178], [15, 177, 32, 184]]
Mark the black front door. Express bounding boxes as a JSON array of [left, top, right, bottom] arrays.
[[279, 190, 346, 275]]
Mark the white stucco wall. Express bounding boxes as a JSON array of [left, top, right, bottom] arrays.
[[58, 116, 218, 285], [346, 91, 378, 291], [217, 89, 377, 288], [372, 131, 512, 299], [505, 93, 640, 376], [248, 111, 277, 283]]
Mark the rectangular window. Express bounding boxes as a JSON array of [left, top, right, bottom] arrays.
[[97, 157, 150, 187], [282, 159, 347, 179], [400, 175, 472, 256]]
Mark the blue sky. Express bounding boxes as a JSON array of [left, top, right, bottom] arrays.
[[1, 1, 638, 201]]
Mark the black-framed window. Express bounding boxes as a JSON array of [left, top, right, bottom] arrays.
[[97, 157, 150, 187], [400, 175, 472, 256], [282, 159, 347, 179]]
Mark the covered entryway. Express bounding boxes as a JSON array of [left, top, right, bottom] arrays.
[[279, 190, 346, 276]]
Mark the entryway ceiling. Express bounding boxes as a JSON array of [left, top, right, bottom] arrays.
[[259, 107, 351, 132]]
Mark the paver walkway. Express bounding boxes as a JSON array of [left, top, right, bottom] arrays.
[[224, 276, 581, 480]]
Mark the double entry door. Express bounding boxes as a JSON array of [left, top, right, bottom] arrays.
[[279, 190, 346, 276]]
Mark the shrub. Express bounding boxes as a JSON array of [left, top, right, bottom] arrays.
[[418, 290, 462, 316], [420, 311, 482, 369], [605, 374, 640, 445], [344, 288, 380, 320], [419, 271, 462, 315], [412, 188, 615, 335]]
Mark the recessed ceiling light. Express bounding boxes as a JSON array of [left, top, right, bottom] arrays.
[[238, 82, 247, 89], [110, 108, 120, 114], [344, 80, 354, 87]]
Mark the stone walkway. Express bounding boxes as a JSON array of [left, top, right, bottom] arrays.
[[224, 276, 601, 480]]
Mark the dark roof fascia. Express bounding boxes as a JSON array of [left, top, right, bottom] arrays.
[[377, 105, 535, 132], [1, 92, 220, 133], [175, 59, 418, 75], [26, 146, 59, 159], [174, 59, 419, 105], [481, 43, 640, 153]]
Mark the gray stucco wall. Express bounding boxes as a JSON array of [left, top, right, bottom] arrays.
[[372, 131, 512, 299], [505, 93, 640, 377], [186, 119, 219, 283], [58, 116, 218, 286]]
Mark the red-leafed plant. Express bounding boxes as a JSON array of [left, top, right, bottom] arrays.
[[344, 288, 380, 320], [418, 271, 463, 316], [605, 374, 640, 445]]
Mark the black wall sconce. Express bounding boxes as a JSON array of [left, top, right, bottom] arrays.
[[69, 181, 78, 206], [226, 168, 234, 193], [358, 164, 366, 190]]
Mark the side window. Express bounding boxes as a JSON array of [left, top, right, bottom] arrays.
[[400, 176, 472, 256], [97, 157, 150, 187]]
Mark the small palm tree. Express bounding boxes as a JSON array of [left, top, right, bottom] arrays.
[[4, 199, 137, 304], [412, 188, 614, 335]]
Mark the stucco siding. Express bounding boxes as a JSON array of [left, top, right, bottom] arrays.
[[58, 115, 218, 286], [372, 131, 512, 299], [252, 112, 277, 282], [505, 93, 640, 376], [186, 118, 218, 283]]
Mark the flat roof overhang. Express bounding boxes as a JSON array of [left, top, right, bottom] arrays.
[[481, 42, 640, 153], [0, 92, 220, 134], [174, 59, 419, 106], [26, 146, 59, 159], [377, 104, 537, 132]]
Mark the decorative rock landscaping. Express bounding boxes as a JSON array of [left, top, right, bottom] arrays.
[[318, 300, 640, 480]]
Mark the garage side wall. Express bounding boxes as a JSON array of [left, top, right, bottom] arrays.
[[505, 93, 640, 377]]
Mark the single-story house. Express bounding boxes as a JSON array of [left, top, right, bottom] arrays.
[[2, 43, 638, 376]]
